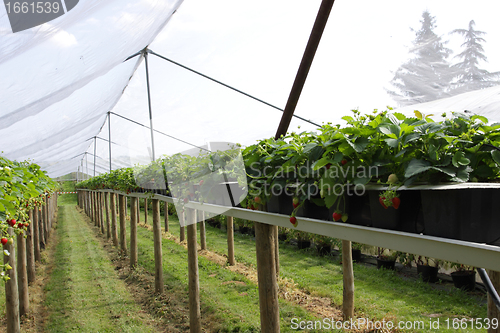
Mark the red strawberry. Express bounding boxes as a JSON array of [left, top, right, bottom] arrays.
[[183, 197, 189, 204], [254, 197, 261, 204], [392, 197, 401, 209], [379, 197, 388, 209], [289, 216, 297, 225], [325, 163, 332, 170], [292, 203, 299, 208], [8, 219, 16, 227], [332, 212, 342, 222], [18, 222, 24, 228], [1, 238, 7, 246], [341, 159, 348, 165]]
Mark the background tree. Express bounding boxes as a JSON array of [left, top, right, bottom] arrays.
[[388, 11, 453, 106], [449, 20, 500, 95]]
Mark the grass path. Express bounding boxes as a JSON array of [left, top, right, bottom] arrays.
[[43, 202, 161, 332]]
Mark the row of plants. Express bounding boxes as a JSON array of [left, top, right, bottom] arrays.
[[0, 155, 57, 279]]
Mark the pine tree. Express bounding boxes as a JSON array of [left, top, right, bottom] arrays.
[[449, 20, 500, 95], [388, 11, 453, 106]]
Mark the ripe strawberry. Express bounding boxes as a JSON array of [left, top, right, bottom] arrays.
[[332, 212, 342, 222], [254, 197, 261, 204], [8, 219, 16, 227], [289, 216, 297, 225], [341, 159, 348, 166], [379, 197, 388, 209], [392, 197, 401, 209], [1, 238, 7, 246], [325, 163, 332, 170], [17, 222, 24, 228]]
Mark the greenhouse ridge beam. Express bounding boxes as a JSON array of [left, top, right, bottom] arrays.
[[146, 49, 321, 128], [275, 0, 335, 138]]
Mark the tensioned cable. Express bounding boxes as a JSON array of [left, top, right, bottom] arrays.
[[109, 111, 210, 152], [146, 49, 321, 128]]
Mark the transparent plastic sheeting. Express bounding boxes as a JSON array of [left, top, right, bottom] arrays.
[[133, 142, 248, 226], [2, 0, 500, 178], [0, 0, 184, 177]]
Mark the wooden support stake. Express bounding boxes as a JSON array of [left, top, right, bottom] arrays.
[[110, 193, 119, 247], [38, 208, 45, 250], [27, 209, 35, 284], [187, 208, 201, 333], [118, 195, 127, 255], [179, 210, 185, 242], [152, 199, 164, 293], [17, 232, 29, 317], [144, 198, 148, 225], [130, 197, 138, 268], [4, 227, 20, 333], [227, 216, 235, 265], [100, 192, 105, 234], [255, 222, 280, 333], [488, 270, 500, 333], [199, 210, 206, 250], [273, 225, 279, 276], [164, 202, 169, 232], [42, 198, 48, 244], [342, 240, 354, 319], [33, 207, 41, 262], [105, 192, 111, 239]]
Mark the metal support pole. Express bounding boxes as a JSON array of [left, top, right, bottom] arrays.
[[144, 49, 156, 161], [93, 137, 97, 177], [275, 0, 335, 139], [108, 112, 112, 172]]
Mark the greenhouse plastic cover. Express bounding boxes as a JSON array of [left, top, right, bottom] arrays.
[[1, 0, 500, 178]]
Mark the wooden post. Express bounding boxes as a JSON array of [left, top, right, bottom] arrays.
[[100, 192, 105, 234], [273, 225, 279, 275], [105, 192, 111, 239], [42, 197, 48, 244], [227, 216, 235, 265], [136, 198, 140, 224], [4, 228, 20, 333], [33, 207, 41, 262], [44, 196, 49, 238], [118, 195, 127, 255], [17, 232, 29, 317], [187, 208, 201, 333], [199, 210, 206, 250], [27, 209, 35, 284], [130, 197, 138, 268], [179, 210, 185, 242], [38, 207, 45, 250], [255, 222, 280, 333], [152, 199, 163, 293], [164, 202, 169, 232], [342, 240, 354, 319], [144, 198, 148, 225], [110, 193, 119, 247], [488, 270, 500, 333]]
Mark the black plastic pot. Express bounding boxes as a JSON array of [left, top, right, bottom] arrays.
[[351, 248, 362, 262], [297, 239, 311, 250], [417, 264, 439, 283], [316, 243, 331, 256], [421, 188, 500, 244], [376, 257, 396, 270], [451, 270, 476, 291]]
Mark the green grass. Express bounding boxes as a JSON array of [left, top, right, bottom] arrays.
[[142, 207, 487, 333], [43, 201, 159, 332]]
